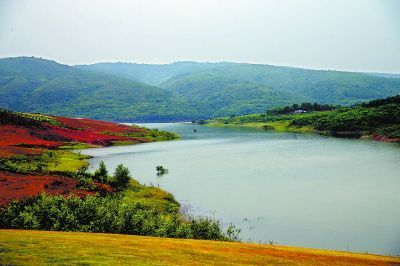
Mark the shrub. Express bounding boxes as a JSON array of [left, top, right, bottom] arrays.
[[94, 161, 108, 183], [156, 165, 168, 175], [113, 164, 131, 190], [0, 192, 228, 241]]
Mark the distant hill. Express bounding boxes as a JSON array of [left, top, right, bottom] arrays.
[[1, 57, 400, 121], [77, 61, 211, 86], [0, 57, 195, 122], [80, 61, 400, 107], [160, 72, 305, 117], [78, 62, 307, 116]]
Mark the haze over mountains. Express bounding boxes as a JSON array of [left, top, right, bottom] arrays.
[[1, 56, 400, 122]]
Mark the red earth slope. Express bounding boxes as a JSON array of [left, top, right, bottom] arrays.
[[0, 109, 153, 205]]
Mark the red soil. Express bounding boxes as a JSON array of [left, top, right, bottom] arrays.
[[51, 117, 153, 145], [37, 124, 129, 146], [0, 123, 126, 148], [0, 125, 61, 148], [92, 182, 114, 195], [372, 134, 400, 142], [54, 116, 147, 134], [0, 146, 45, 158], [0, 115, 153, 154], [0, 171, 96, 206], [0, 114, 143, 206]]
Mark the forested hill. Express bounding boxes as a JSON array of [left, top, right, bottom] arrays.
[[1, 57, 400, 122], [0, 57, 195, 122], [79, 61, 400, 106], [77, 61, 211, 86]]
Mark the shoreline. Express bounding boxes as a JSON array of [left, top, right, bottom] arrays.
[[204, 121, 400, 143]]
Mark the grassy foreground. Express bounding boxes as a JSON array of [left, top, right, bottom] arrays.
[[1, 230, 399, 265]]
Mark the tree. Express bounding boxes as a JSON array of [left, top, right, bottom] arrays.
[[156, 165, 168, 175], [94, 161, 108, 183], [113, 164, 131, 190], [77, 165, 89, 176], [226, 223, 241, 241]]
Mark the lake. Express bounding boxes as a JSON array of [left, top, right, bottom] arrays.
[[80, 123, 400, 256]]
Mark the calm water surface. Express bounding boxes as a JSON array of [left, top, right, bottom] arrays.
[[81, 123, 400, 255]]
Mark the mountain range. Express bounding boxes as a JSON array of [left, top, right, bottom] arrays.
[[1, 56, 399, 122]]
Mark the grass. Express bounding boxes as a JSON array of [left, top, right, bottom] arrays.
[[45, 150, 90, 172], [58, 142, 101, 150], [207, 120, 314, 133], [122, 179, 179, 212], [0, 230, 399, 265], [265, 121, 314, 133], [0, 150, 90, 174], [110, 140, 141, 146]]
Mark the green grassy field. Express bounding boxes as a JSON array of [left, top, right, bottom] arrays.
[[206, 120, 314, 133], [0, 230, 399, 265], [45, 150, 90, 172]]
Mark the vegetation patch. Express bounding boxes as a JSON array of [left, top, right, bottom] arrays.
[[0, 174, 227, 240], [44, 151, 90, 172], [0, 151, 90, 174], [206, 95, 400, 141], [58, 142, 100, 149]]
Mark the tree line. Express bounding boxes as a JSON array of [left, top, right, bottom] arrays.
[[267, 102, 337, 115]]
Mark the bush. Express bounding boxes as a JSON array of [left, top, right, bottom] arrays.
[[156, 165, 168, 175], [94, 161, 108, 183], [113, 164, 131, 190], [0, 193, 228, 241]]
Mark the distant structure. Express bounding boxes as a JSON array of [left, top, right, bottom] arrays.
[[293, 110, 307, 114]]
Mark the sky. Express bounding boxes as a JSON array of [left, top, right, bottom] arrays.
[[0, 0, 399, 73]]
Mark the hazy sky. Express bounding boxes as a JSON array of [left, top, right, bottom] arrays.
[[0, 0, 399, 72]]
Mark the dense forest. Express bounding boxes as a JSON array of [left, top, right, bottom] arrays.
[[1, 57, 400, 122]]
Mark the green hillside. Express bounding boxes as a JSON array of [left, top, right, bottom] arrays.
[[160, 73, 305, 117], [80, 62, 311, 117], [82, 61, 400, 106], [2, 57, 400, 121], [77, 61, 211, 85], [0, 57, 195, 122]]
